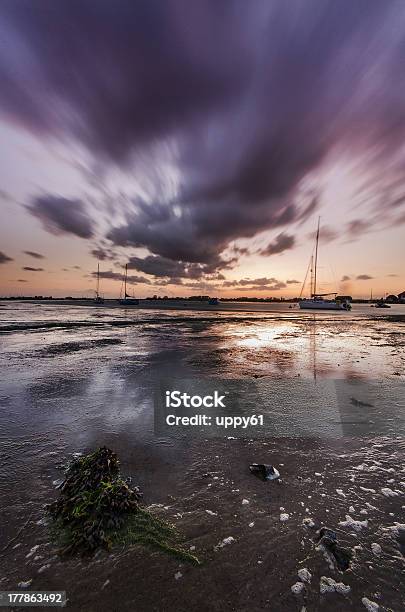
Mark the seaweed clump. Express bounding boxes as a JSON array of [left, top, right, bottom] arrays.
[[47, 447, 199, 564]]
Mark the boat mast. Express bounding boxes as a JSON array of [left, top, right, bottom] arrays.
[[124, 264, 127, 299], [313, 217, 320, 296], [96, 262, 100, 299], [310, 255, 313, 297]]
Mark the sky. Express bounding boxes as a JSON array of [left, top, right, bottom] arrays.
[[0, 0, 404, 300]]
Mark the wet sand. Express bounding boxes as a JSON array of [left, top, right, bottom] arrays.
[[0, 301, 404, 611]]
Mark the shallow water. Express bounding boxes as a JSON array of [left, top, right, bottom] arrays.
[[0, 301, 404, 611]]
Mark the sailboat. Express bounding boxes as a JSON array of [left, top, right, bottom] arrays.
[[118, 264, 139, 306], [94, 262, 104, 304], [299, 218, 351, 311]]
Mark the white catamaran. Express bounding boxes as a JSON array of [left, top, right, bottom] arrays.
[[118, 264, 139, 306], [299, 218, 351, 311]]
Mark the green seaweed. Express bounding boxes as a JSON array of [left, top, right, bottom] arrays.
[[47, 447, 200, 564]]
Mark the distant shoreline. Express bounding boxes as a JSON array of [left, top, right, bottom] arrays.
[[1, 298, 405, 317]]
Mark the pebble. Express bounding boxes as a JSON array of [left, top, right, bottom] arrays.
[[215, 536, 235, 550], [205, 510, 217, 516], [381, 488, 398, 497], [280, 513, 289, 522], [371, 543, 382, 556], [298, 568, 312, 583], [37, 564, 50, 574], [302, 517, 315, 528], [361, 597, 379, 611], [319, 576, 350, 595], [291, 582, 305, 595], [174, 571, 182, 580], [242, 499, 249, 505], [101, 579, 110, 590], [248, 522, 255, 528]]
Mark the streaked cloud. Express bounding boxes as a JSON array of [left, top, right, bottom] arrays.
[[261, 233, 296, 256], [27, 195, 95, 239], [0, 251, 13, 264], [23, 250, 45, 259]]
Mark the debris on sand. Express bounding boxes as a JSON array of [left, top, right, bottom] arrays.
[[47, 447, 199, 564], [215, 536, 235, 550], [361, 596, 379, 611], [17, 579, 32, 589], [319, 576, 351, 595], [249, 464, 280, 481], [338, 515, 368, 531], [302, 517, 315, 528], [317, 527, 352, 571], [298, 568, 312, 583], [291, 581, 305, 595]]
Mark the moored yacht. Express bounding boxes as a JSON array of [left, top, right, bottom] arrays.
[[118, 264, 139, 306], [299, 218, 351, 311]]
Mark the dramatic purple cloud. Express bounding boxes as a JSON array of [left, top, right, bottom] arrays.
[[223, 277, 287, 291], [1, 1, 405, 274], [261, 233, 295, 256], [126, 255, 223, 280], [357, 274, 373, 280], [341, 275, 351, 282], [91, 269, 151, 285], [90, 247, 116, 261], [0, 251, 13, 264], [22, 266, 44, 272], [27, 195, 94, 239]]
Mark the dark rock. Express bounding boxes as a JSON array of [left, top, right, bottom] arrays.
[[317, 527, 352, 571], [249, 464, 280, 481]]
